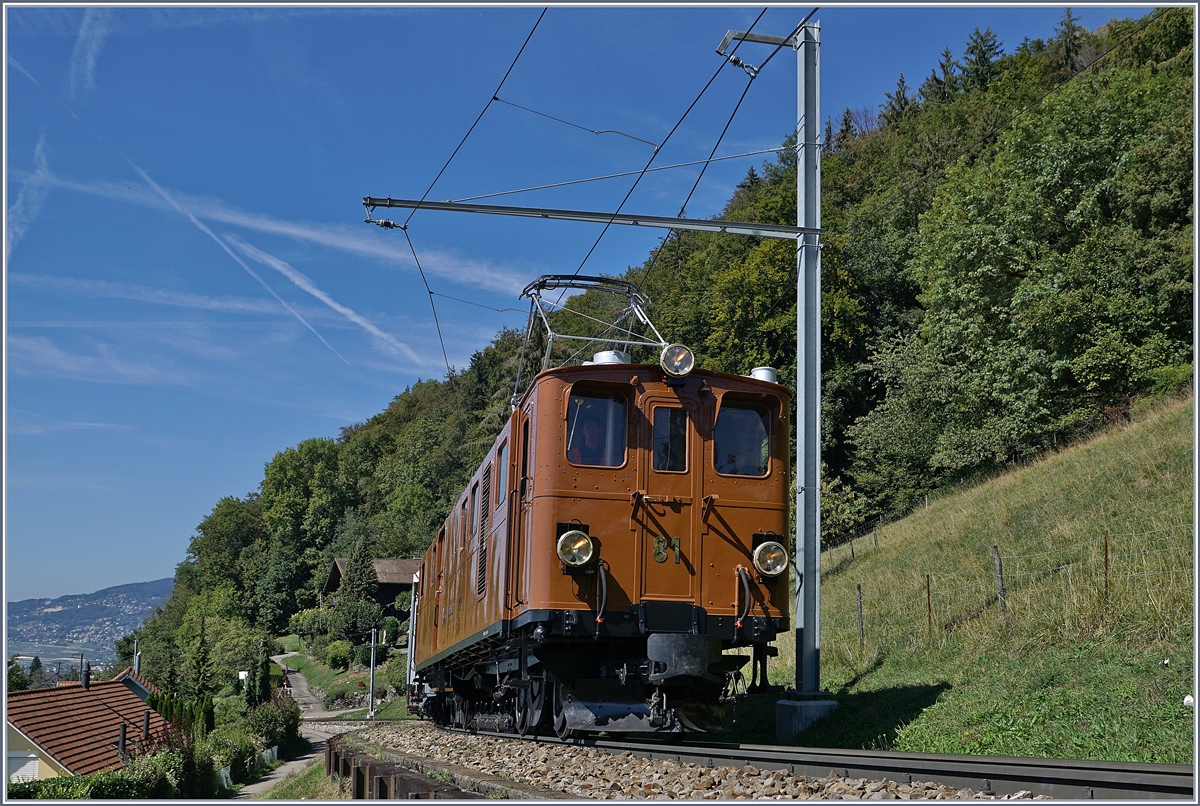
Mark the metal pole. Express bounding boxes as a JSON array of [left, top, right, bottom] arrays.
[[795, 19, 822, 695], [368, 628, 377, 719]]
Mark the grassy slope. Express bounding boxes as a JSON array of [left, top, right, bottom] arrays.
[[769, 395, 1193, 763], [255, 757, 345, 800]]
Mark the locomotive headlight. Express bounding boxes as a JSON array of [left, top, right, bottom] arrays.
[[660, 343, 695, 377], [557, 530, 595, 567], [752, 541, 788, 577]]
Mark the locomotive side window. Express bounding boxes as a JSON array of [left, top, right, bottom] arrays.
[[652, 407, 687, 472], [566, 393, 627, 467], [495, 442, 507, 506], [714, 403, 771, 477]]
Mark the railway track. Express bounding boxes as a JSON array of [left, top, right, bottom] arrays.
[[442, 726, 1193, 800]]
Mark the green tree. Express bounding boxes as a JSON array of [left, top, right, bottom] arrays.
[[880, 73, 915, 127], [1053, 8, 1084, 71], [7, 654, 29, 692], [962, 27, 1003, 92], [182, 617, 215, 702], [338, 534, 378, 605]]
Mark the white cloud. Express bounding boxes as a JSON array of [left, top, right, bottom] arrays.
[[8, 273, 285, 315], [7, 335, 196, 386], [7, 408, 133, 436], [67, 8, 111, 99], [35, 172, 527, 294], [226, 234, 422, 366], [128, 161, 352, 366], [7, 136, 52, 260]]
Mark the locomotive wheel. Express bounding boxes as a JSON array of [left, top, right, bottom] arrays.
[[552, 680, 579, 740], [528, 676, 546, 729], [515, 675, 546, 736]]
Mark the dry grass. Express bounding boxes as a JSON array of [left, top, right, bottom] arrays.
[[765, 395, 1193, 761]]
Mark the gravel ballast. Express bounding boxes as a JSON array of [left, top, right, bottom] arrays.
[[351, 721, 1045, 799]]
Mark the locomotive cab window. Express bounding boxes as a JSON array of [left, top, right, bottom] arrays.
[[566, 392, 627, 467], [652, 407, 687, 472], [714, 402, 772, 477]]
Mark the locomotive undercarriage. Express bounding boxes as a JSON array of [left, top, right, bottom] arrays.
[[416, 605, 783, 736]]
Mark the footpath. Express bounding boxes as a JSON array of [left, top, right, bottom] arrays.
[[231, 652, 349, 799]]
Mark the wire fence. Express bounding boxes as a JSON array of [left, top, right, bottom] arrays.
[[820, 523, 1194, 649]]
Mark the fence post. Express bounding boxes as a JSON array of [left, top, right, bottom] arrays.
[[1103, 529, 1110, 602], [856, 583, 865, 652], [925, 574, 932, 636], [992, 545, 1007, 622], [924, 495, 929, 511], [873, 526, 878, 548], [850, 538, 856, 561]]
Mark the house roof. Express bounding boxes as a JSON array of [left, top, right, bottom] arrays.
[[56, 667, 162, 699], [322, 557, 421, 594], [7, 672, 172, 776]]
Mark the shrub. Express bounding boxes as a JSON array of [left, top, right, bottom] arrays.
[[214, 694, 245, 728], [354, 642, 376, 668], [384, 656, 408, 694], [328, 599, 383, 643], [326, 640, 352, 671], [246, 693, 302, 749], [205, 724, 258, 784], [383, 616, 401, 644]]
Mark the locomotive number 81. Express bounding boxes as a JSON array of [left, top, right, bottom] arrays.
[[406, 276, 790, 737]]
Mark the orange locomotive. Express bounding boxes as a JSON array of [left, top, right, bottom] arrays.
[[407, 276, 790, 736]]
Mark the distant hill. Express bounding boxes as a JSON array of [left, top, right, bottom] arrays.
[[7, 578, 174, 663]]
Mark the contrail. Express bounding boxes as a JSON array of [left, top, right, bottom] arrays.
[[127, 160, 351, 366], [68, 8, 111, 99], [227, 234, 421, 365], [7, 135, 52, 260], [8, 55, 42, 87]]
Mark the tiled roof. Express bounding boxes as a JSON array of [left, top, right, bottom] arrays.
[[323, 557, 421, 592], [7, 676, 172, 776]]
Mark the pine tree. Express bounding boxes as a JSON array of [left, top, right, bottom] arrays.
[[27, 656, 45, 688], [182, 617, 215, 702], [919, 48, 960, 104], [339, 534, 378, 605], [7, 655, 29, 692], [962, 27, 1002, 92], [1054, 8, 1084, 71], [880, 73, 915, 128], [833, 107, 856, 151]]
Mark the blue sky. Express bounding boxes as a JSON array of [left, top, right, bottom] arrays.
[[5, 4, 1148, 602]]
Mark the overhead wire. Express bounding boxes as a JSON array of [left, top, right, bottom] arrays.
[[386, 9, 547, 376], [449, 147, 788, 203], [638, 8, 818, 290], [492, 96, 659, 149], [716, 7, 1166, 372], [401, 228, 451, 374], [563, 7, 771, 287]]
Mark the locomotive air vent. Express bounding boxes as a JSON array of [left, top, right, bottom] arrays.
[[584, 350, 632, 365], [750, 366, 777, 383]]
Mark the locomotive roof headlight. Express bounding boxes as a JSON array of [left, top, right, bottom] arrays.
[[660, 344, 695, 377], [752, 541, 788, 577], [557, 530, 595, 568]]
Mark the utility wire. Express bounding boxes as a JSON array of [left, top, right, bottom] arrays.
[[451, 147, 787, 203], [401, 9, 547, 229], [492, 96, 659, 149], [401, 228, 451, 375], [382, 10, 546, 376], [565, 7, 770, 285], [431, 292, 526, 315], [638, 8, 818, 289]]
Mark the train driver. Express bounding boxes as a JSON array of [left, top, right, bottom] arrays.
[[569, 413, 608, 466]]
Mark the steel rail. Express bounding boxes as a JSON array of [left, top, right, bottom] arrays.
[[442, 726, 1193, 800]]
